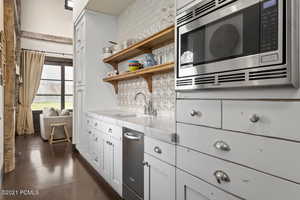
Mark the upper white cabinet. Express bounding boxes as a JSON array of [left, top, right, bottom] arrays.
[[144, 153, 175, 200], [223, 101, 300, 141]]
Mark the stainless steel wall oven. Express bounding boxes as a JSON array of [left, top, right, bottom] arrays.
[[176, 0, 299, 90]]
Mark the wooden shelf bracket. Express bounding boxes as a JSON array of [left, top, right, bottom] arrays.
[[109, 81, 118, 94], [142, 74, 153, 93]]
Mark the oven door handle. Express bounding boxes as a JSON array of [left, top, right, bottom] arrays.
[[124, 132, 142, 140]]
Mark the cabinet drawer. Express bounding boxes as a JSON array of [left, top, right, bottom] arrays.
[[176, 100, 221, 128], [177, 146, 300, 200], [102, 122, 122, 140], [177, 169, 241, 200], [177, 123, 300, 184], [145, 137, 175, 165], [223, 101, 300, 141]]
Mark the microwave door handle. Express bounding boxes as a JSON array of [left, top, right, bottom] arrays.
[[124, 132, 142, 140]]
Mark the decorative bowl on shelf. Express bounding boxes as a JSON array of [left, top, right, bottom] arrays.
[[128, 60, 142, 72], [129, 66, 140, 72]]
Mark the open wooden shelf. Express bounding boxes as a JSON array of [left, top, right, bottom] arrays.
[[103, 25, 175, 69], [103, 62, 174, 94]]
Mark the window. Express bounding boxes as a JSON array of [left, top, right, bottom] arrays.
[[65, 0, 74, 10], [32, 59, 73, 111]]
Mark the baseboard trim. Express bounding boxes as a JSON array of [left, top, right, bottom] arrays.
[[72, 144, 78, 152], [76, 152, 122, 200]]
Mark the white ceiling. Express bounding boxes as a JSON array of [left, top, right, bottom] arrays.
[[87, 0, 135, 16]]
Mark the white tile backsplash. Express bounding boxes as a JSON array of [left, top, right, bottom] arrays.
[[116, 0, 176, 117], [117, 72, 175, 117]]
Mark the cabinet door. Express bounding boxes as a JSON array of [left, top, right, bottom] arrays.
[[75, 87, 87, 155], [75, 45, 85, 86], [97, 131, 105, 176], [177, 169, 240, 200], [103, 134, 112, 183], [110, 137, 123, 196], [144, 154, 175, 200]]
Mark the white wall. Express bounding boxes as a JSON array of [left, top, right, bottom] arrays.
[[21, 0, 73, 58], [117, 0, 174, 41]]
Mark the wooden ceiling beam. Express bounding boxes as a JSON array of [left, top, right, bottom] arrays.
[[20, 30, 73, 45]]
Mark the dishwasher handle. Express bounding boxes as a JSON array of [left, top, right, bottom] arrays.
[[124, 132, 142, 140]]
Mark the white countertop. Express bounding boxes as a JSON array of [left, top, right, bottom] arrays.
[[86, 110, 176, 143]]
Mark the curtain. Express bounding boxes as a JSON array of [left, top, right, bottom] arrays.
[[17, 50, 45, 135]]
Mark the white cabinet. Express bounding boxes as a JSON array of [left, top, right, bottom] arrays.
[[110, 137, 123, 195], [74, 16, 86, 86], [73, 10, 117, 154], [176, 99, 222, 128], [74, 86, 86, 154], [177, 123, 300, 184], [144, 153, 175, 200], [177, 145, 300, 200], [223, 100, 300, 141], [177, 169, 241, 200], [102, 132, 122, 196], [102, 133, 112, 182], [144, 137, 175, 166]]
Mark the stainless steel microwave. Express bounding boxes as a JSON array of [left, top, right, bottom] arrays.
[[175, 0, 299, 90]]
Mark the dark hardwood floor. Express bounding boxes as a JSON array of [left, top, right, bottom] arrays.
[[1, 135, 120, 200]]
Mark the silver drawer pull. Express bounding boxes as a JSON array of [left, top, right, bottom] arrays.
[[154, 146, 162, 154], [108, 128, 112, 133], [88, 131, 92, 134], [214, 141, 231, 152], [142, 161, 149, 167], [249, 114, 260, 123], [190, 110, 198, 117], [94, 137, 98, 142], [214, 170, 230, 184]]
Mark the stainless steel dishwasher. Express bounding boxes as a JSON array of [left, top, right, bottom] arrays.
[[123, 128, 144, 200]]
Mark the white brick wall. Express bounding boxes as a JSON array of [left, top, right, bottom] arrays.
[[117, 0, 175, 41], [115, 0, 176, 117]]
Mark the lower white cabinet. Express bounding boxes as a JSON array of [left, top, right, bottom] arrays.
[[110, 137, 123, 196], [176, 169, 241, 200], [80, 116, 122, 197], [144, 153, 175, 200], [102, 129, 123, 196]]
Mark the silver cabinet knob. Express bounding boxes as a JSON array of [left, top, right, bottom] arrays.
[[214, 170, 230, 184], [214, 141, 231, 152], [88, 131, 92, 134], [94, 123, 98, 127], [190, 110, 199, 117], [249, 114, 260, 123], [108, 128, 112, 133], [154, 146, 162, 154]]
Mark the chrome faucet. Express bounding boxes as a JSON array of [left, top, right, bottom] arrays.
[[134, 92, 157, 116]]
